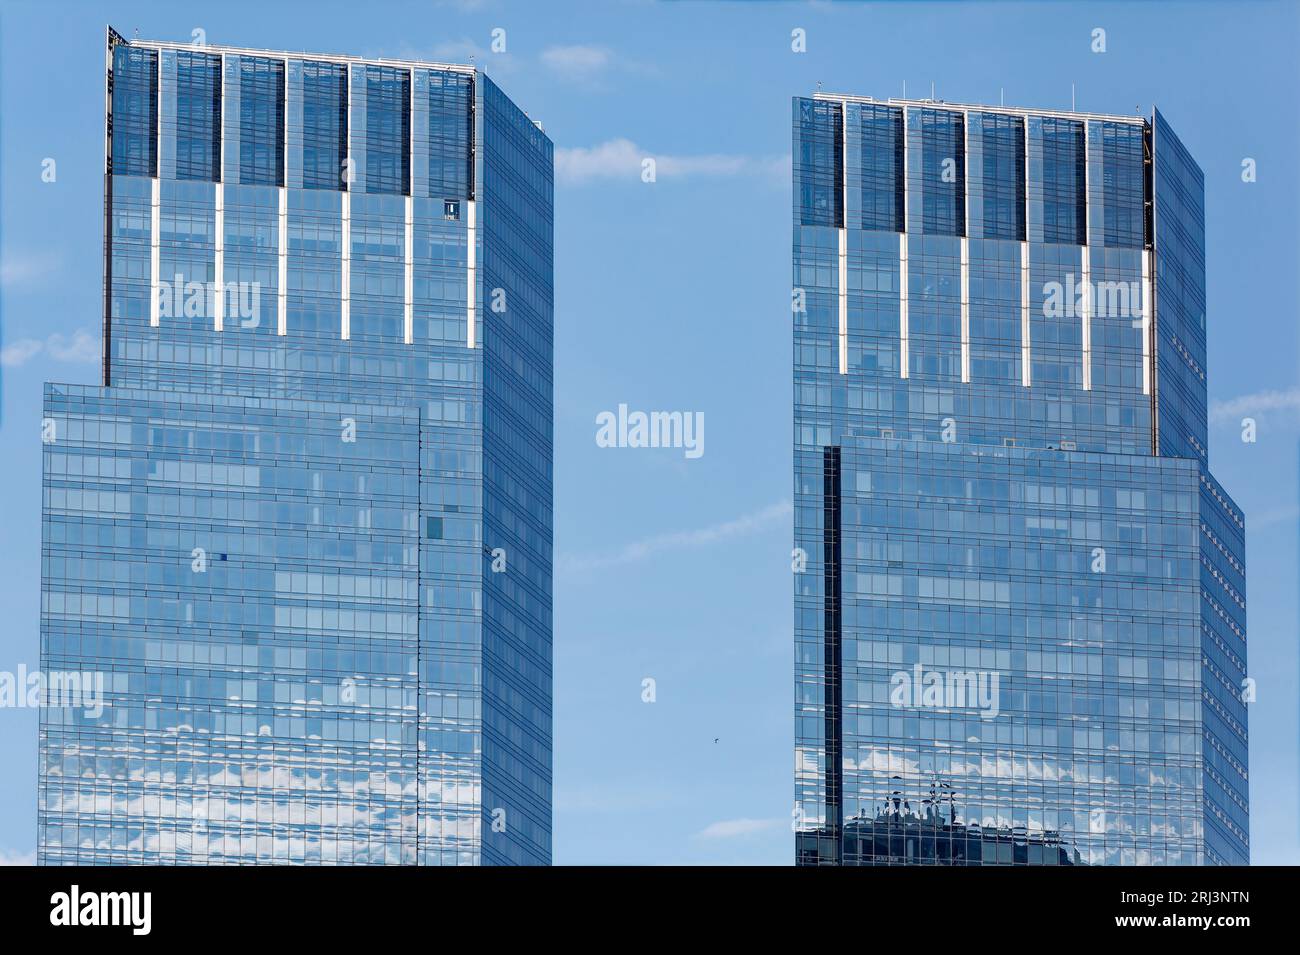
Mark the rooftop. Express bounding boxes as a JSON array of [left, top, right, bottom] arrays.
[[812, 91, 1149, 126], [111, 25, 476, 76]]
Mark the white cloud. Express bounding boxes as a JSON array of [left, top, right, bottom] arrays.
[[1209, 387, 1300, 424], [0, 338, 44, 367], [0, 848, 35, 866], [555, 138, 789, 185], [0, 329, 99, 368], [559, 500, 791, 574], [540, 44, 612, 79], [554, 139, 640, 182], [695, 818, 783, 840], [46, 330, 100, 364]]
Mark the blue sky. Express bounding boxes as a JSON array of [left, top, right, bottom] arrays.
[[1, 0, 1297, 865]]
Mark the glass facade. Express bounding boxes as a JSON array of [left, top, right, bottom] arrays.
[[38, 28, 553, 865], [913, 108, 965, 237], [296, 61, 347, 191], [169, 50, 222, 183], [354, 65, 411, 197], [233, 57, 285, 187], [971, 113, 1025, 241], [793, 95, 1248, 865], [855, 105, 904, 233], [1035, 117, 1086, 245]]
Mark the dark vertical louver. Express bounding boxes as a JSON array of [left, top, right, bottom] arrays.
[[822, 445, 843, 864]]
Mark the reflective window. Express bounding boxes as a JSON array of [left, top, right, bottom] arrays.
[[362, 65, 410, 196], [174, 51, 221, 182], [427, 71, 473, 200], [111, 45, 157, 177], [46, 40, 554, 868], [1101, 121, 1145, 249], [796, 99, 842, 227], [857, 104, 904, 232], [792, 96, 1247, 867], [979, 113, 1025, 240], [915, 108, 964, 237], [238, 57, 285, 186], [1040, 118, 1085, 244], [301, 61, 346, 191]]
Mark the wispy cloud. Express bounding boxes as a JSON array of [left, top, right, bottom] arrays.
[[47, 330, 99, 363], [539, 42, 659, 87], [540, 44, 612, 80], [559, 500, 791, 574], [0, 848, 35, 866], [0, 338, 43, 367], [1, 329, 98, 368], [555, 138, 789, 185], [695, 818, 783, 840], [1210, 387, 1300, 424]]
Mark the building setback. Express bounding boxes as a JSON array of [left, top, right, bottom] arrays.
[[792, 93, 1248, 865], [38, 27, 553, 865]]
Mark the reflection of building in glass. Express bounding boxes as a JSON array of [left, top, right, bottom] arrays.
[[792, 93, 1249, 866], [797, 778, 1083, 866], [38, 28, 553, 865]]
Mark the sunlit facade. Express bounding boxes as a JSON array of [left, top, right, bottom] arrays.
[[792, 94, 1248, 865], [38, 28, 553, 865]]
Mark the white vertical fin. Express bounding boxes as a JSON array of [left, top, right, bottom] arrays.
[[1021, 107, 1030, 388], [1081, 121, 1091, 391], [404, 195, 414, 345], [838, 101, 848, 375], [213, 182, 225, 331], [278, 55, 288, 338], [150, 46, 162, 329], [1081, 244, 1091, 391], [899, 231, 909, 379], [341, 191, 350, 340], [900, 105, 909, 380], [1020, 241, 1031, 387], [150, 177, 161, 327], [838, 229, 848, 375], [466, 199, 477, 349], [961, 111, 970, 383], [342, 64, 351, 341], [960, 236, 970, 383], [277, 186, 287, 336], [215, 53, 226, 332]]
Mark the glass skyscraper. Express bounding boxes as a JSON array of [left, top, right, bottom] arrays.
[[37, 28, 553, 865], [792, 93, 1248, 865]]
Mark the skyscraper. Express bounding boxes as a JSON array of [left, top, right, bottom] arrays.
[[792, 93, 1248, 865], [37, 28, 553, 865]]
